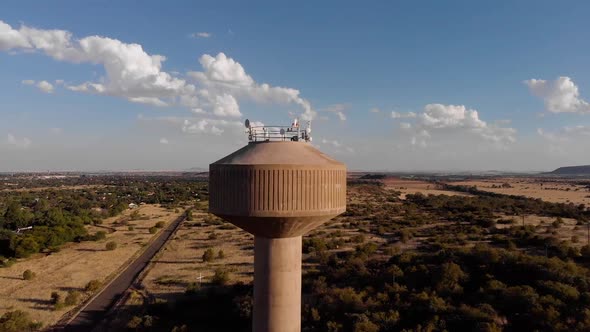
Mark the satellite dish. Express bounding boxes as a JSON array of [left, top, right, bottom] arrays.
[[280, 128, 285, 135], [245, 119, 250, 128]]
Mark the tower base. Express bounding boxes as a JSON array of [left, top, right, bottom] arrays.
[[254, 236, 302, 332]]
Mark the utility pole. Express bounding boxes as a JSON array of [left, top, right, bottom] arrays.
[[197, 272, 203, 287]]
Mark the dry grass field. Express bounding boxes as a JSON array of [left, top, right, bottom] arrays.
[[0, 204, 182, 329], [139, 212, 255, 297], [453, 177, 590, 205], [381, 177, 473, 199], [116, 201, 383, 312]]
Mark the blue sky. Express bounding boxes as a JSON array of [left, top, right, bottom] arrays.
[[1, 1, 589, 171]]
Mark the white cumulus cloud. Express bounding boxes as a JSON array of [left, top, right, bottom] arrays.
[[159, 137, 169, 144], [397, 104, 516, 148], [22, 79, 54, 93], [213, 93, 241, 117], [1, 20, 314, 125], [525, 76, 590, 114], [188, 53, 315, 120]]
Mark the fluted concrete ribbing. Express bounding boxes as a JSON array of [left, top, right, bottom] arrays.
[[254, 236, 302, 332]]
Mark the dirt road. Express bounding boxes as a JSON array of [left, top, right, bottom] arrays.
[[61, 213, 186, 331]]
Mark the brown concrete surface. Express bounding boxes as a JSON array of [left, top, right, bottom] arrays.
[[210, 141, 347, 238], [61, 213, 185, 332], [254, 236, 302, 332]]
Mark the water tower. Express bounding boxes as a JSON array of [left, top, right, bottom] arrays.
[[209, 119, 346, 332]]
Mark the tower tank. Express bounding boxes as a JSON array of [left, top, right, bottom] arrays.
[[209, 120, 346, 332]]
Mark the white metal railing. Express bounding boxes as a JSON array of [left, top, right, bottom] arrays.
[[245, 119, 312, 142]]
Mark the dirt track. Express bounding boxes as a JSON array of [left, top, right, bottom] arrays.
[[61, 213, 185, 331]]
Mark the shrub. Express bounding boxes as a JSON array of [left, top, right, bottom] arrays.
[[149, 226, 158, 234], [397, 230, 411, 243], [50, 292, 61, 305], [105, 241, 117, 251], [93, 231, 106, 241], [202, 248, 215, 262], [128, 226, 134, 231], [208, 232, 218, 240], [0, 310, 42, 332], [211, 268, 230, 285], [130, 210, 140, 220], [351, 234, 366, 244], [0, 257, 15, 268], [50, 291, 64, 310], [22, 269, 36, 280], [572, 235, 579, 243], [218, 249, 225, 259], [143, 315, 154, 328], [64, 290, 80, 306], [127, 316, 143, 329], [155, 221, 165, 228], [85, 279, 101, 292], [185, 281, 201, 294]]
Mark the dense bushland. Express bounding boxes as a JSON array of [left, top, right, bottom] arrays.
[[0, 176, 207, 260]]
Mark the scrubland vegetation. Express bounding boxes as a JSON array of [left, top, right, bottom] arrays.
[[0, 176, 207, 263], [115, 179, 590, 332], [0, 175, 208, 329], [3, 174, 590, 331]]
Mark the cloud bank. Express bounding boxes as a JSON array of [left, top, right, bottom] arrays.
[[0, 20, 315, 128], [397, 104, 516, 148]]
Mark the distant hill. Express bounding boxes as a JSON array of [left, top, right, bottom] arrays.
[[186, 167, 207, 172], [549, 165, 590, 175]]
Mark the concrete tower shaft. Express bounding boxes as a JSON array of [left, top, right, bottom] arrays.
[[209, 140, 346, 332]]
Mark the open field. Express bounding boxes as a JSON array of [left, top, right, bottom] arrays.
[[0, 185, 108, 193], [0, 204, 182, 329], [33, 177, 590, 331], [452, 177, 590, 205], [117, 210, 382, 301], [380, 177, 473, 199], [141, 212, 255, 293]]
